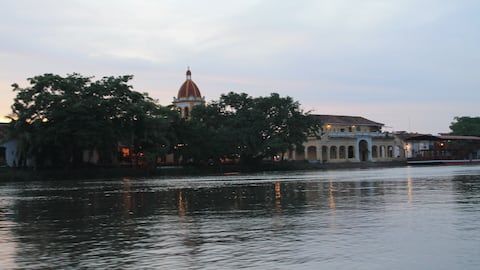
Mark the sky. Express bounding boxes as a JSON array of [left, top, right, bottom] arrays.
[[1, 0, 479, 134]]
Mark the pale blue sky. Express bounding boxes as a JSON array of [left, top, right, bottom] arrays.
[[1, 0, 479, 134]]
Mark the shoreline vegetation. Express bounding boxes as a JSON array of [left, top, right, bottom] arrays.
[[0, 161, 408, 182], [4, 73, 478, 182], [5, 74, 322, 173]]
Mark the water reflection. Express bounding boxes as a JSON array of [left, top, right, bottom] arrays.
[[1, 166, 480, 269], [178, 190, 188, 218], [122, 178, 134, 218], [0, 194, 16, 269], [275, 181, 282, 213], [407, 177, 413, 204], [329, 181, 336, 210]]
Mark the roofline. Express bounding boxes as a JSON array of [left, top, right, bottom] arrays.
[[323, 122, 384, 126], [440, 135, 480, 141], [312, 114, 384, 126]]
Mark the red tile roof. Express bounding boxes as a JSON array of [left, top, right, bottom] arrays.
[[177, 69, 202, 99], [313, 114, 384, 126]]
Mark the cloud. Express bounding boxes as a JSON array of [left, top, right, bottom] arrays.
[[1, 0, 479, 134]]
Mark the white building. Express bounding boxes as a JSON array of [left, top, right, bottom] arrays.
[[292, 115, 405, 163]]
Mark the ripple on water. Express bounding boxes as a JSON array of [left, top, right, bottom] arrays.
[[1, 166, 480, 269]]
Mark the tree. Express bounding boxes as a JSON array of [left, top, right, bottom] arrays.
[[450, 116, 480, 136], [173, 102, 233, 165], [181, 92, 321, 165], [8, 73, 176, 169], [255, 93, 321, 161]]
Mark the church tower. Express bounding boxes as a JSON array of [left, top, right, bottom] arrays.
[[173, 68, 206, 119]]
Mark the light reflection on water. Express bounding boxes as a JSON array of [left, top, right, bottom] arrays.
[[0, 165, 480, 269]]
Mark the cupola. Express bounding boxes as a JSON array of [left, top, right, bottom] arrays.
[[173, 68, 206, 119]]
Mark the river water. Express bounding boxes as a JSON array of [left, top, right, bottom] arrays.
[[1, 165, 480, 269]]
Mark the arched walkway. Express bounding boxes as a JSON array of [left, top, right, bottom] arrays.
[[322, 146, 328, 162], [359, 140, 369, 161], [387, 146, 394, 158], [330, 146, 337, 159], [394, 146, 402, 158], [339, 146, 346, 159], [348, 146, 355, 159]]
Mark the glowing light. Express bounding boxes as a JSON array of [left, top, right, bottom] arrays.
[[0, 116, 12, 123], [121, 147, 130, 158]]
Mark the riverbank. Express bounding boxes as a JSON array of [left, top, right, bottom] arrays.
[[0, 161, 408, 182], [0, 166, 172, 182]]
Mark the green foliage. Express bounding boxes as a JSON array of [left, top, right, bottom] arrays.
[[450, 116, 480, 136], [179, 92, 321, 165], [7, 73, 320, 169], [9, 73, 177, 168]]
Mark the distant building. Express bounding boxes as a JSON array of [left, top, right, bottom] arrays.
[[172, 68, 205, 119], [291, 114, 405, 163], [158, 69, 207, 164], [0, 123, 7, 166], [403, 133, 480, 163], [0, 123, 23, 167], [398, 133, 440, 159]]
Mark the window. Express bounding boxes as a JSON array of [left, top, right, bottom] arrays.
[[121, 147, 130, 158], [307, 146, 317, 160], [387, 146, 393, 158], [339, 146, 346, 159], [330, 146, 337, 159], [348, 146, 355, 158]]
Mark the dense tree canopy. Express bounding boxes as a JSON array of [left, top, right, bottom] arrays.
[[7, 74, 320, 169], [450, 116, 480, 137], [178, 92, 321, 165], [9, 73, 177, 168]]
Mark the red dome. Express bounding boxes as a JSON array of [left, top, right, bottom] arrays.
[[177, 69, 202, 99]]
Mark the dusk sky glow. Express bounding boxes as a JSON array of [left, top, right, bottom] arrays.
[[1, 0, 479, 134]]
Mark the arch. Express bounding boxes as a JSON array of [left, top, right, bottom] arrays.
[[339, 146, 346, 159], [359, 140, 369, 161], [330, 146, 337, 159], [387, 146, 394, 158], [322, 146, 328, 162], [372, 145, 378, 158], [394, 146, 401, 158], [307, 146, 317, 160], [348, 146, 355, 159]]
